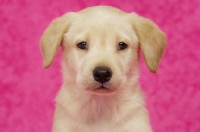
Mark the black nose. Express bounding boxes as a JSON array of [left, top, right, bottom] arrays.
[[93, 67, 112, 83]]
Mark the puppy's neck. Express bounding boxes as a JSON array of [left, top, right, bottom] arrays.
[[56, 82, 144, 124]]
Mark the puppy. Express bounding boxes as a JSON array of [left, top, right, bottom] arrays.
[[40, 6, 166, 132]]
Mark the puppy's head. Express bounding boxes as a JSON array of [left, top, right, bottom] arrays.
[[40, 6, 166, 95]]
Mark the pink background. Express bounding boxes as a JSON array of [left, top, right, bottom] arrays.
[[0, 0, 200, 132]]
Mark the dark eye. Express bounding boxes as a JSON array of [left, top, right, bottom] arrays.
[[118, 42, 128, 50], [77, 41, 88, 50]]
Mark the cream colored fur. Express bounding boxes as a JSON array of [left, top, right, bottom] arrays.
[[40, 6, 166, 132]]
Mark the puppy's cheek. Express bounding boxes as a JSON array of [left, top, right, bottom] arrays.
[[118, 75, 128, 89], [76, 74, 84, 90], [76, 73, 94, 90], [62, 61, 76, 82], [112, 67, 128, 89]]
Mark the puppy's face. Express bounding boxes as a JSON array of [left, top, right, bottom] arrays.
[[62, 13, 139, 94], [40, 6, 166, 95]]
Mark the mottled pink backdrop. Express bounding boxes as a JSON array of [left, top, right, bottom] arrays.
[[0, 0, 200, 132]]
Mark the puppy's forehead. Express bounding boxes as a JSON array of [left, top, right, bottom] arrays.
[[75, 7, 128, 27], [70, 8, 133, 33], [64, 6, 138, 44]]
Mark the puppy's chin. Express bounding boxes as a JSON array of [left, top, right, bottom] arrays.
[[76, 80, 118, 95], [86, 85, 117, 95]]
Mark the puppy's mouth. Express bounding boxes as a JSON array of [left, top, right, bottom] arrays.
[[87, 85, 116, 95]]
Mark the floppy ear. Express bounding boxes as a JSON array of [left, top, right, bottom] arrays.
[[40, 14, 72, 68], [130, 13, 166, 73]]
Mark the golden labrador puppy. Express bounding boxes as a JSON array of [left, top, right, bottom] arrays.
[[40, 6, 166, 132]]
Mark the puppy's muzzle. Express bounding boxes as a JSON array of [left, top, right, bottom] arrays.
[[93, 66, 112, 84]]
